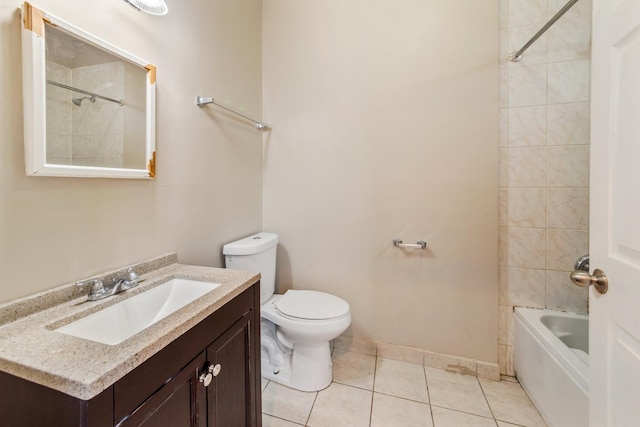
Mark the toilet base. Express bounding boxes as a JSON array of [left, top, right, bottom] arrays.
[[261, 341, 333, 392]]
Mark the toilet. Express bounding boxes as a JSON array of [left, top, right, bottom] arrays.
[[223, 232, 351, 392]]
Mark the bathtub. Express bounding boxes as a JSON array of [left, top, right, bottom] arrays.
[[514, 308, 588, 427]]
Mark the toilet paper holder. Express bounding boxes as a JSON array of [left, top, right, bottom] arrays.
[[393, 239, 427, 250]]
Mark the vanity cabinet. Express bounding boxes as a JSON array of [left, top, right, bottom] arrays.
[[0, 283, 261, 427]]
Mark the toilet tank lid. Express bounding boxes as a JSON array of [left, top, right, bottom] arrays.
[[223, 232, 278, 256]]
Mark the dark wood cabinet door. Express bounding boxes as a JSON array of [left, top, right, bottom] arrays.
[[206, 313, 255, 427], [118, 352, 207, 427]]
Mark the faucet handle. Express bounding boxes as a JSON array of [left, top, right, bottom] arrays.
[[125, 268, 139, 283], [76, 279, 105, 297], [122, 268, 141, 288]]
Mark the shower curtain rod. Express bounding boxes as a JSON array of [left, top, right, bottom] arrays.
[[509, 0, 580, 62], [195, 96, 270, 131], [46, 80, 125, 106]]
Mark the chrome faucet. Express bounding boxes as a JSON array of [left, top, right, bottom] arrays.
[[574, 254, 590, 272], [76, 268, 141, 301]]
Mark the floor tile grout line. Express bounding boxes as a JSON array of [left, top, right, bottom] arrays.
[[493, 411, 540, 427], [368, 354, 379, 427], [304, 390, 319, 426], [476, 376, 500, 426], [332, 379, 374, 392], [372, 390, 431, 406], [265, 413, 306, 426], [423, 364, 435, 427], [429, 403, 501, 421]]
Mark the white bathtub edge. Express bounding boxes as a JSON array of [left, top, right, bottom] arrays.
[[514, 307, 589, 427], [514, 307, 588, 394]]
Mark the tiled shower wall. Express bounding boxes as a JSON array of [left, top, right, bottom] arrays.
[[498, 0, 591, 376], [71, 62, 125, 168], [45, 61, 125, 167], [46, 61, 73, 165]]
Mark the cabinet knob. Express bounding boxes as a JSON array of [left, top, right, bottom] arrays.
[[199, 363, 222, 387], [211, 363, 222, 377], [199, 370, 213, 387]]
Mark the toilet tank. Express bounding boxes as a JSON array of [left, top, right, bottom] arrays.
[[223, 232, 278, 305]]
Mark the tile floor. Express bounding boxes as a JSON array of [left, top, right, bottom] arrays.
[[261, 349, 547, 427]]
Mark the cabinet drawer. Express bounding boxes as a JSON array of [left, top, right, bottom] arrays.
[[114, 286, 254, 423]]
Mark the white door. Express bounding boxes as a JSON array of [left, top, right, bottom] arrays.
[[589, 0, 640, 426]]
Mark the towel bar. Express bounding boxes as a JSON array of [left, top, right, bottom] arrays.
[[392, 239, 427, 250]]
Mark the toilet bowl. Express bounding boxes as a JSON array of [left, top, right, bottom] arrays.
[[261, 291, 351, 391], [223, 232, 351, 392]]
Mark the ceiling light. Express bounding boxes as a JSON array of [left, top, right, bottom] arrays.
[[123, 0, 168, 16]]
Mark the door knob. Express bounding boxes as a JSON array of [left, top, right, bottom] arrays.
[[570, 268, 608, 295]]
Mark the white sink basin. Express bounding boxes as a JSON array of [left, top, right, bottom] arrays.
[[56, 278, 220, 345]]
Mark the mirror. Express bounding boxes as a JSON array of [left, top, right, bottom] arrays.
[[21, 2, 156, 178]]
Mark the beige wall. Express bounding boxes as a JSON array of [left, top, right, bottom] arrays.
[[498, 0, 591, 375], [0, 0, 263, 303], [263, 0, 499, 362]]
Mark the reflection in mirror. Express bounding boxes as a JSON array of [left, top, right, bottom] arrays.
[[45, 24, 148, 169], [22, 2, 156, 178]]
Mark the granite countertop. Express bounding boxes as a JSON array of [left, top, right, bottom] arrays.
[[0, 254, 259, 401]]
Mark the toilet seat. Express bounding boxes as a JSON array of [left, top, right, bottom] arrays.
[[275, 290, 350, 321]]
